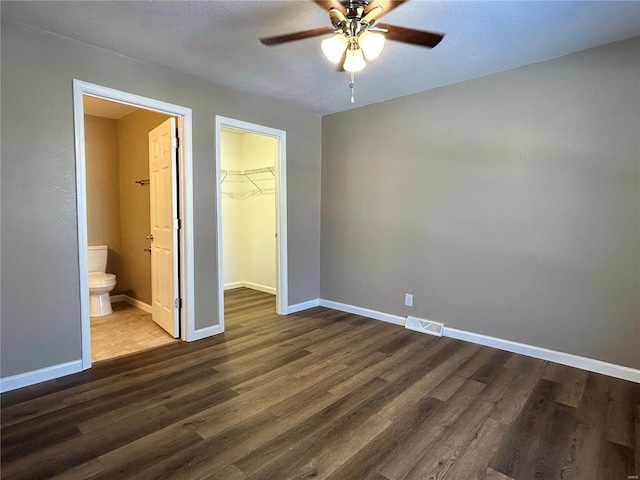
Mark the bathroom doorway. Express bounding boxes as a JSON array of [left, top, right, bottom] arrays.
[[74, 80, 197, 369], [83, 97, 178, 362], [215, 116, 288, 331]]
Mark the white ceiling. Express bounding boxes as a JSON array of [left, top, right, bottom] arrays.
[[3, 1, 639, 116]]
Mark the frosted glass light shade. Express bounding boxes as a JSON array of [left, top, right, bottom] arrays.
[[344, 46, 366, 72], [321, 34, 348, 64], [359, 31, 385, 60]]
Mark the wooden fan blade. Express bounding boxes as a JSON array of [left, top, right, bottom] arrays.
[[260, 27, 334, 46], [364, 1, 406, 19], [377, 23, 444, 48], [313, 0, 347, 14]]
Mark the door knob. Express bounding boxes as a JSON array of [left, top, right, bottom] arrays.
[[146, 234, 154, 241], [144, 248, 152, 253]]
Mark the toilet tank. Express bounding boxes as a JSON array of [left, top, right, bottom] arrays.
[[88, 245, 108, 272]]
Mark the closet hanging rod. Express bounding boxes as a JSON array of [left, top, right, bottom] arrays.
[[135, 179, 150, 186]]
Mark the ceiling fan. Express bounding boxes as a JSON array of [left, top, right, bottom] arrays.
[[260, 0, 445, 102]]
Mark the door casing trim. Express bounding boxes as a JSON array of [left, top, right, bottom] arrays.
[[73, 79, 196, 370]]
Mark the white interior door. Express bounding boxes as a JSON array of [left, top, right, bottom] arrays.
[[149, 118, 179, 337]]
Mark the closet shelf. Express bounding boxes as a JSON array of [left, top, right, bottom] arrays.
[[223, 188, 275, 200], [220, 166, 275, 177], [221, 165, 275, 194]]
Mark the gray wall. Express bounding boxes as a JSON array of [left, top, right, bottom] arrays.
[[321, 37, 640, 369], [0, 20, 321, 377]]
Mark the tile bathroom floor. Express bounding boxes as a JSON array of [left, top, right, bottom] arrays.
[[90, 302, 178, 362]]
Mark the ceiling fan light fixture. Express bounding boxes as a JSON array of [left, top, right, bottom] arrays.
[[259, 0, 445, 105], [343, 45, 366, 72], [359, 30, 385, 60], [321, 33, 348, 64]]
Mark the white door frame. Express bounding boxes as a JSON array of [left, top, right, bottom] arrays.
[[215, 116, 288, 330], [73, 79, 197, 370]]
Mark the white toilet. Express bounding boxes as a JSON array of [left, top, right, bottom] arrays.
[[88, 245, 117, 317]]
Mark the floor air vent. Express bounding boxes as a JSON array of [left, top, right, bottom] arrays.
[[405, 316, 444, 337]]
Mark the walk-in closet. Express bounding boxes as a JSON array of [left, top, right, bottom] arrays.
[[221, 127, 278, 295]]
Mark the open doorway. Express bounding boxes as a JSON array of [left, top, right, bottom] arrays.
[[83, 97, 179, 362], [215, 117, 288, 330], [74, 80, 197, 370]]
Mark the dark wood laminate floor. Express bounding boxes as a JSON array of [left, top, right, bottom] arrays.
[[1, 288, 638, 480]]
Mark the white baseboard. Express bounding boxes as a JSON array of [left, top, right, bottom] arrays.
[[318, 299, 405, 326], [443, 327, 640, 384], [0, 360, 83, 393], [224, 281, 276, 295], [123, 295, 152, 314], [285, 298, 320, 314], [189, 324, 223, 341], [109, 294, 152, 314], [318, 298, 639, 383], [243, 282, 276, 295]]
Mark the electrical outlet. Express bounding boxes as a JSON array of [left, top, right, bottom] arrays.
[[405, 293, 413, 307]]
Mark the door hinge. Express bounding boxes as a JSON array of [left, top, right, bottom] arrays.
[[174, 218, 181, 230], [175, 298, 182, 309], [172, 137, 179, 148]]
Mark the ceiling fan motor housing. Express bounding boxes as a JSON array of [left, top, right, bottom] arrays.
[[338, 0, 379, 35]]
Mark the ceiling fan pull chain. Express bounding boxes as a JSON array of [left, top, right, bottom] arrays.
[[350, 71, 355, 103]]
